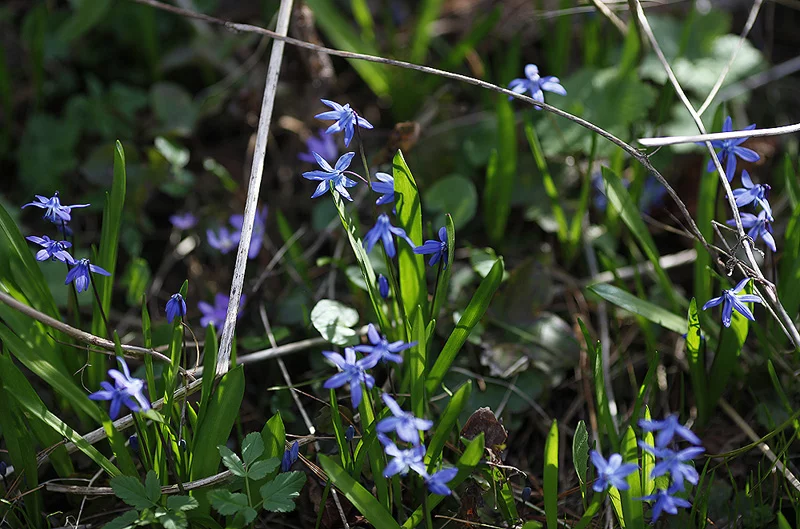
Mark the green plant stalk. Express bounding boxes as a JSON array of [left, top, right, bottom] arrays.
[[359, 387, 389, 509], [526, 121, 569, 244]]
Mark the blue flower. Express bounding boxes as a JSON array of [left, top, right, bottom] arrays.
[[704, 116, 760, 180], [88, 357, 151, 420], [589, 451, 638, 492], [425, 467, 459, 496], [702, 278, 762, 328], [315, 99, 374, 147], [129, 434, 140, 453], [637, 485, 692, 523], [353, 324, 416, 368], [378, 274, 390, 299], [638, 415, 702, 448], [322, 348, 375, 408], [207, 226, 240, 254], [281, 441, 299, 472], [229, 206, 268, 259], [732, 171, 772, 220], [639, 443, 705, 491], [726, 209, 776, 253], [377, 434, 427, 478], [345, 424, 356, 442], [198, 293, 245, 329], [508, 64, 567, 107], [166, 293, 187, 323], [376, 394, 433, 445], [371, 172, 395, 206], [299, 129, 339, 164], [363, 214, 415, 258], [413, 226, 448, 268], [26, 235, 74, 264], [639, 175, 668, 214], [65, 258, 111, 293], [302, 152, 359, 201], [169, 212, 197, 230], [22, 192, 89, 224]]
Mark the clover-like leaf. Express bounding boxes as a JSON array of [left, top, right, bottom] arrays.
[[101, 509, 140, 529], [218, 445, 247, 477], [110, 474, 155, 510], [310, 299, 359, 346], [248, 457, 280, 480], [166, 495, 199, 512], [144, 470, 161, 504], [209, 490, 257, 524], [259, 471, 307, 513], [241, 432, 265, 467]]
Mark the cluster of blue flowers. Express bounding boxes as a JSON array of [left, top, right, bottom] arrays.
[[321, 323, 458, 495], [22, 192, 110, 293], [590, 415, 704, 524]]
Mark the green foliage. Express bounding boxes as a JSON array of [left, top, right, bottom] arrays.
[[310, 299, 360, 345], [106, 470, 198, 529]]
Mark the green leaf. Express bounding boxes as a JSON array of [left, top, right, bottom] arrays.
[[620, 427, 644, 529], [572, 420, 589, 496], [57, 0, 111, 43], [111, 475, 155, 510], [191, 365, 245, 481], [218, 445, 247, 477], [432, 215, 456, 319], [685, 299, 708, 421], [242, 432, 265, 467], [525, 121, 568, 243], [588, 284, 687, 335], [426, 259, 504, 394], [144, 470, 161, 503], [425, 381, 472, 469], [259, 471, 307, 512], [157, 509, 188, 529], [209, 490, 255, 522], [410, 309, 427, 421], [167, 496, 199, 512], [393, 150, 428, 324], [248, 457, 280, 480], [101, 509, 140, 529], [424, 174, 478, 230], [485, 84, 518, 243], [310, 299, 360, 346], [150, 83, 198, 136], [320, 455, 401, 529], [641, 407, 656, 496], [544, 420, 559, 529]]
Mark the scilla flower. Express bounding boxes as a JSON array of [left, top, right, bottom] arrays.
[[353, 324, 416, 368], [299, 129, 338, 163], [169, 212, 197, 230], [22, 192, 89, 224], [207, 226, 240, 254], [65, 258, 110, 293], [26, 235, 74, 264], [590, 451, 637, 492], [639, 443, 705, 491], [507, 64, 566, 106], [376, 394, 433, 444], [302, 152, 359, 201], [726, 209, 776, 252], [637, 485, 691, 523], [639, 415, 701, 449], [315, 99, 373, 147], [703, 116, 760, 180], [425, 467, 459, 496], [166, 293, 187, 323], [378, 274, 390, 299], [702, 278, 762, 328], [229, 206, 268, 259], [198, 293, 245, 329], [88, 357, 150, 420], [363, 214, 414, 258], [378, 434, 426, 478], [281, 441, 299, 472], [414, 226, 448, 268], [322, 348, 375, 408], [371, 172, 395, 206], [732, 170, 772, 220]]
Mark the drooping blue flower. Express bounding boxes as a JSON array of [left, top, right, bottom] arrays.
[[704, 116, 760, 180], [637, 485, 692, 523], [639, 175, 668, 214], [315, 99, 374, 147], [638, 415, 702, 448], [639, 443, 705, 491], [522, 486, 532, 502], [22, 192, 89, 224], [166, 293, 187, 323], [299, 129, 339, 164], [377, 434, 427, 478], [88, 357, 151, 420], [169, 212, 197, 230], [198, 293, 246, 329], [65, 258, 110, 293], [413, 226, 448, 268], [507, 64, 567, 107], [702, 278, 762, 328], [425, 467, 459, 496], [207, 226, 240, 254], [302, 152, 359, 201], [345, 424, 356, 442], [322, 348, 375, 409], [129, 434, 140, 453], [26, 235, 74, 264], [378, 274, 390, 299], [229, 206, 268, 259], [732, 170, 772, 220], [281, 440, 299, 472], [589, 451, 638, 492], [376, 394, 433, 445], [726, 209, 776, 252], [353, 324, 416, 368], [371, 172, 395, 206], [363, 214, 414, 258]]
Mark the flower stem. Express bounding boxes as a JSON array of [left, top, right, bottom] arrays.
[[89, 275, 112, 339], [429, 259, 444, 319], [353, 111, 372, 188], [424, 490, 433, 529]]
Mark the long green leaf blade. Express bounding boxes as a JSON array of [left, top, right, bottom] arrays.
[[588, 283, 687, 335]]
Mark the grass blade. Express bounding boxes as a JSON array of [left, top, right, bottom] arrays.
[[620, 427, 644, 529], [484, 89, 518, 243], [544, 420, 559, 529], [685, 298, 708, 421], [425, 381, 472, 470], [410, 309, 427, 421], [588, 283, 687, 335], [426, 258, 503, 394], [526, 121, 568, 244]]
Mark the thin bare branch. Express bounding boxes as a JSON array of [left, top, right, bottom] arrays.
[[639, 121, 800, 146]]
